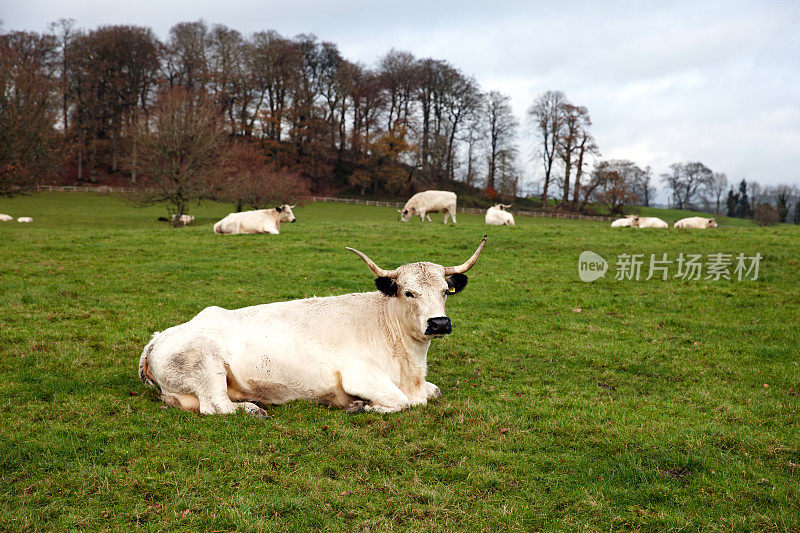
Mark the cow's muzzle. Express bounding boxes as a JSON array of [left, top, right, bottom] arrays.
[[425, 317, 452, 336]]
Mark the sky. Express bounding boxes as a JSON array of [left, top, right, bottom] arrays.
[[3, 0, 799, 200]]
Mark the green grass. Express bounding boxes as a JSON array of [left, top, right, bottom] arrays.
[[0, 192, 798, 531]]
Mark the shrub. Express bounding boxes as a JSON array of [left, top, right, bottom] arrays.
[[753, 203, 780, 226]]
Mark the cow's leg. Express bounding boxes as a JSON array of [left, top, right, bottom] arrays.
[[419, 211, 426, 222], [157, 339, 268, 418], [340, 370, 410, 413], [196, 360, 269, 418], [425, 382, 441, 400], [450, 208, 457, 224], [443, 211, 449, 224]]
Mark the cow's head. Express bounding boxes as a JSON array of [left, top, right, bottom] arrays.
[[275, 204, 297, 223], [496, 204, 511, 211], [397, 207, 414, 222], [346, 236, 486, 340], [707, 218, 718, 228], [630, 215, 641, 227]]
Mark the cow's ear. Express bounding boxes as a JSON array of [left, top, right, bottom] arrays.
[[375, 277, 398, 297], [446, 274, 468, 294], [276, 206, 283, 213]]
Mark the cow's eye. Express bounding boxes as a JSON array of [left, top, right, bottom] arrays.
[[405, 291, 415, 298]]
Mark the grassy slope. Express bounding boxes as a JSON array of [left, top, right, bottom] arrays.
[[0, 193, 798, 531]]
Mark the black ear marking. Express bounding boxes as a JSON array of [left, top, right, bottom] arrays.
[[276, 206, 283, 212], [447, 273, 468, 294], [375, 277, 398, 297]]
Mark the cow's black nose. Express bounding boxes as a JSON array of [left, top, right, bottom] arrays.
[[425, 317, 452, 335]]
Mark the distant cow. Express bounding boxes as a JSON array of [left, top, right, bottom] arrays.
[[0, 214, 12, 222], [213, 205, 296, 235], [399, 191, 457, 224], [485, 204, 515, 226], [634, 216, 668, 229], [16, 217, 33, 223], [611, 215, 638, 227], [674, 216, 718, 229], [139, 236, 487, 416], [171, 214, 195, 226]]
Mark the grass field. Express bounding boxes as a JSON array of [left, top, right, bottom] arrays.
[[1, 192, 798, 531]]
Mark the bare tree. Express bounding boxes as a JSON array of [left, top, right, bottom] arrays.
[[133, 87, 225, 225], [48, 18, 76, 131], [570, 127, 599, 210], [582, 159, 641, 214], [527, 90, 566, 205], [379, 49, 417, 132], [557, 103, 592, 206], [485, 91, 518, 191], [0, 30, 60, 195], [213, 141, 308, 211], [163, 20, 210, 91], [661, 161, 713, 210], [705, 172, 728, 215]]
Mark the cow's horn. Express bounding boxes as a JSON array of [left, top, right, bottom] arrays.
[[346, 247, 399, 278], [444, 235, 487, 275]]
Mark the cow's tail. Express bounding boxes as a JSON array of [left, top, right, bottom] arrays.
[[138, 333, 159, 389]]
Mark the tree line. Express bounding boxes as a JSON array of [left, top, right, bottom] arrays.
[[2, 20, 797, 224], [1, 19, 523, 204]]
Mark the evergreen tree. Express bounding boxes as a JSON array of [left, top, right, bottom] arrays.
[[726, 189, 739, 218], [736, 179, 750, 218]]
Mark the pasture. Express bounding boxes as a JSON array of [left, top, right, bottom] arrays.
[[1, 192, 798, 531]]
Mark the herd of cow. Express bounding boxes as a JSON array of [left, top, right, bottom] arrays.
[[186, 190, 515, 234], [161, 190, 715, 235]]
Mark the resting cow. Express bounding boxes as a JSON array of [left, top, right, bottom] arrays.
[[16, 217, 33, 223], [485, 204, 515, 226], [171, 214, 195, 226], [213, 205, 296, 235], [138, 236, 487, 416], [634, 216, 668, 229], [674, 216, 718, 229], [0, 214, 12, 222], [399, 191, 457, 224], [611, 215, 638, 227]]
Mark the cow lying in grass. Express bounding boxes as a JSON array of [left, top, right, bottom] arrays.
[[674, 216, 718, 229], [485, 204, 515, 226], [213, 205, 296, 235], [139, 236, 487, 417]]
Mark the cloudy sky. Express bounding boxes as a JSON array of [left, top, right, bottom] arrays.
[[3, 0, 799, 198]]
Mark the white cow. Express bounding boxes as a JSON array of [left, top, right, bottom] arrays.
[[213, 205, 296, 235], [485, 204, 515, 226], [0, 214, 12, 222], [16, 217, 33, 223], [611, 215, 638, 227], [139, 236, 487, 416], [674, 216, 718, 229], [171, 214, 195, 226], [634, 216, 668, 229], [399, 190, 457, 224]]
